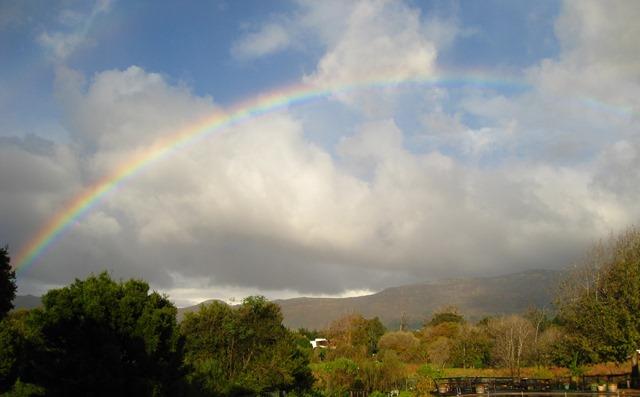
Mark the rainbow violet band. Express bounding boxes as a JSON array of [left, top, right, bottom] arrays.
[[14, 74, 533, 275]]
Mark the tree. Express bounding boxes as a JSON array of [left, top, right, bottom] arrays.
[[415, 363, 443, 396], [556, 227, 640, 363], [536, 326, 564, 366], [449, 324, 492, 368], [523, 307, 551, 367], [378, 331, 422, 362], [0, 246, 17, 320], [326, 314, 386, 358], [0, 310, 42, 393], [419, 310, 465, 369], [426, 307, 465, 327], [359, 317, 386, 355], [181, 297, 313, 396], [313, 357, 359, 397], [369, 350, 405, 392], [489, 315, 534, 377], [23, 272, 184, 395], [426, 336, 451, 368]]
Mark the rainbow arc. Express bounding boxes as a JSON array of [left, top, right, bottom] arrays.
[[23, 73, 626, 275]]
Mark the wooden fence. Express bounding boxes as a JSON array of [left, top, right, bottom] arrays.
[[434, 374, 635, 396]]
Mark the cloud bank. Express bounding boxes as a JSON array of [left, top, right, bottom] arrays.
[[1, 0, 638, 306]]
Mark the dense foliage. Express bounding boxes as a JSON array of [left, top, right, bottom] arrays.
[[0, 246, 17, 320], [181, 296, 313, 396], [0, 310, 41, 393], [0, 272, 184, 395], [556, 226, 640, 364]]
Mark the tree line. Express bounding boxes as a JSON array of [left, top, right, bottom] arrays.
[[0, 226, 639, 396], [305, 227, 640, 395], [0, 270, 313, 396]]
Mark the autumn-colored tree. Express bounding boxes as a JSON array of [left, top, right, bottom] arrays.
[[489, 315, 534, 377], [325, 313, 385, 359], [378, 331, 423, 362], [426, 336, 451, 368], [523, 307, 552, 366]]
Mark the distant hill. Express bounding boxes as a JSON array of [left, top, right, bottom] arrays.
[[179, 269, 561, 330], [176, 299, 229, 322], [12, 294, 42, 310]]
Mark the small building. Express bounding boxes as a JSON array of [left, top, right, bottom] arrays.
[[310, 338, 329, 349]]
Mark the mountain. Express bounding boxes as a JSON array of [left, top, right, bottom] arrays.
[[179, 269, 561, 330], [176, 299, 228, 322], [12, 294, 42, 310]]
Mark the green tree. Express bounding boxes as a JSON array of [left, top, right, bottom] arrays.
[[415, 363, 443, 396], [426, 307, 465, 327], [23, 272, 184, 395], [0, 310, 42, 393], [449, 324, 492, 368], [181, 297, 313, 396], [359, 350, 406, 393], [313, 357, 359, 397], [0, 246, 17, 320], [556, 227, 640, 364], [358, 317, 386, 355]]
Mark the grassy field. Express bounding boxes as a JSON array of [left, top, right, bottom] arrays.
[[403, 362, 631, 379]]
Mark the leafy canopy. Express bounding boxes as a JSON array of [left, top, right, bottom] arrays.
[[181, 296, 313, 396], [5, 272, 184, 396], [556, 226, 640, 364]]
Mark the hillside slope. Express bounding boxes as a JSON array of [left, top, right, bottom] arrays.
[[179, 269, 560, 329], [11, 294, 42, 310]]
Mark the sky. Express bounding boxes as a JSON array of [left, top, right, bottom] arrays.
[[1, 0, 639, 307]]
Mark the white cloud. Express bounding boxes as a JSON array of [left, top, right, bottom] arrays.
[[38, 31, 87, 61], [231, 23, 292, 60], [528, 0, 640, 112], [232, 0, 457, 89], [229, 0, 354, 62], [161, 272, 375, 307], [55, 65, 217, 176], [7, 62, 637, 302], [305, 0, 437, 89], [452, 0, 639, 166], [38, 0, 112, 61], [7, 0, 640, 305]]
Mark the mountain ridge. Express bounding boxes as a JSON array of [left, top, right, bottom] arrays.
[[177, 269, 561, 329], [13, 269, 560, 329]]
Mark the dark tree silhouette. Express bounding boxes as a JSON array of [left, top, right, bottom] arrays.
[[0, 246, 17, 320], [30, 272, 184, 395]]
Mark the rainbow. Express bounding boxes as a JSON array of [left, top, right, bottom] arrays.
[[12, 73, 532, 275]]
